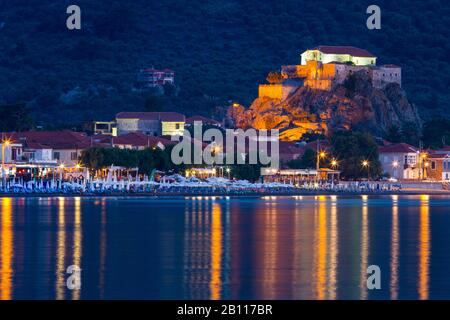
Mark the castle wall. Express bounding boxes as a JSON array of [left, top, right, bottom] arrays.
[[304, 79, 333, 91], [279, 60, 401, 92], [334, 65, 371, 84], [258, 84, 300, 100], [371, 66, 401, 88]]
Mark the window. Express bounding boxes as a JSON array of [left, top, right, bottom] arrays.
[[431, 161, 436, 170], [53, 152, 60, 160], [71, 152, 78, 160], [175, 124, 180, 130]]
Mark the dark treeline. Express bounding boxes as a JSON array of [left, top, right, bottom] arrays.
[[0, 0, 449, 126]]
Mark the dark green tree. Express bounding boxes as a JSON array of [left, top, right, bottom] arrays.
[[400, 121, 422, 146], [0, 103, 34, 132], [385, 125, 402, 143], [422, 118, 450, 149], [287, 148, 316, 169], [144, 94, 167, 112], [331, 131, 382, 179]]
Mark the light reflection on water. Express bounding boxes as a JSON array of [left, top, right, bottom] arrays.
[[0, 195, 449, 300]]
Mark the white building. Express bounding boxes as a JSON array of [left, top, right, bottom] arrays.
[[379, 143, 420, 180], [116, 112, 185, 137], [301, 46, 377, 66]]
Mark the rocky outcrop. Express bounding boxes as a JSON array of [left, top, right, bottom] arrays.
[[228, 71, 422, 141]]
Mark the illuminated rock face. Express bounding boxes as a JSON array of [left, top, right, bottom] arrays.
[[229, 71, 421, 141]]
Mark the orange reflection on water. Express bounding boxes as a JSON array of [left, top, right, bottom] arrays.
[[390, 195, 399, 299], [0, 198, 13, 300], [262, 201, 278, 299], [328, 197, 338, 300], [72, 197, 82, 300], [360, 196, 369, 300], [56, 197, 66, 300], [418, 195, 430, 300], [314, 200, 327, 300], [209, 202, 222, 300]]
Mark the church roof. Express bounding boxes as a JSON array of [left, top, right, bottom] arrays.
[[310, 46, 376, 58]]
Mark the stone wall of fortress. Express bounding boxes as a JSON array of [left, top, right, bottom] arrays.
[[281, 61, 401, 91], [258, 83, 300, 100]]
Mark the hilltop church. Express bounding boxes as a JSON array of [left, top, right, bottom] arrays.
[[259, 46, 402, 99]]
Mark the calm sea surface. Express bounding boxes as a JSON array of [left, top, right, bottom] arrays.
[[0, 195, 450, 300]]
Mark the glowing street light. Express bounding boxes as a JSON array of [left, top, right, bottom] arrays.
[[362, 160, 370, 181], [392, 160, 399, 168], [1, 139, 11, 181], [331, 159, 338, 168]]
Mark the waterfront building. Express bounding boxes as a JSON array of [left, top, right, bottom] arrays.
[[378, 143, 420, 180], [11, 131, 90, 168], [111, 132, 176, 150], [261, 168, 340, 183], [427, 149, 450, 181]]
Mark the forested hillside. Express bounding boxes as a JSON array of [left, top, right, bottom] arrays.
[[0, 0, 449, 126]]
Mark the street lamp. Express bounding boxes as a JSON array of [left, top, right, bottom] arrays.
[[362, 160, 370, 181], [1, 139, 11, 183], [316, 150, 326, 182], [331, 159, 338, 168], [392, 160, 399, 179], [226, 167, 231, 179]]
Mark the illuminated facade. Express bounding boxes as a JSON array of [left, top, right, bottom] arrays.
[[116, 112, 185, 136], [258, 46, 401, 96], [301, 46, 376, 66]]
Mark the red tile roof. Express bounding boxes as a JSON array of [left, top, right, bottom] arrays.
[[186, 115, 221, 125], [113, 132, 176, 147], [311, 46, 376, 58], [116, 112, 185, 122], [379, 143, 418, 153], [10, 131, 90, 150]]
